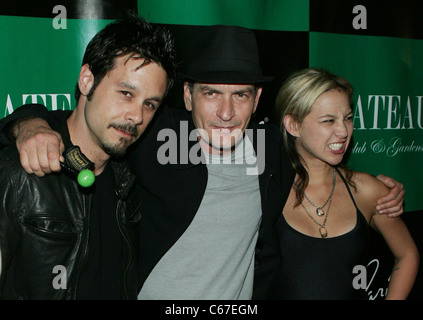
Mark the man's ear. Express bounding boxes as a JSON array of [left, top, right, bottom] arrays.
[[183, 82, 193, 111], [78, 64, 94, 96], [252, 87, 262, 114], [283, 114, 300, 137]]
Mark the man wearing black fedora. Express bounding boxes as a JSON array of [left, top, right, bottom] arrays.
[[0, 24, 405, 299], [136, 26, 296, 299]]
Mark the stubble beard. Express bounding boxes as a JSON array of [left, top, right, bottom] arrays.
[[102, 122, 138, 157]]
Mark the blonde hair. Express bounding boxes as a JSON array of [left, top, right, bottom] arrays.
[[276, 68, 354, 206]]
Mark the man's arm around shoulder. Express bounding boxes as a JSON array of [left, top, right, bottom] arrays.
[[0, 104, 69, 176]]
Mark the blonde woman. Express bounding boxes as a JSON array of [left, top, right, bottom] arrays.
[[271, 68, 419, 299]]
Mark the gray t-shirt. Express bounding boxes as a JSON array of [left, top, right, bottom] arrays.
[[138, 137, 262, 299]]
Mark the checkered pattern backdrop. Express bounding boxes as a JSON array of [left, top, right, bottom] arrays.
[[0, 0, 422, 299]]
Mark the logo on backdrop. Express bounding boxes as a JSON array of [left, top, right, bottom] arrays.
[[352, 93, 423, 157], [2, 93, 72, 117]]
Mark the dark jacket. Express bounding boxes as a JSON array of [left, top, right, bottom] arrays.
[[0, 104, 295, 299], [0, 115, 141, 299]]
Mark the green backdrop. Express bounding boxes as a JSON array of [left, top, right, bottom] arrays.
[[0, 0, 422, 300], [4, 0, 418, 209]]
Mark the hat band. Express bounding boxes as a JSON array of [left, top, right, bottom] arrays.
[[179, 70, 273, 84], [187, 58, 262, 75]]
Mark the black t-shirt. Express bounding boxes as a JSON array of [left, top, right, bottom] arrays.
[[76, 164, 124, 299]]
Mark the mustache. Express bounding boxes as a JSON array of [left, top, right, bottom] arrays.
[[208, 121, 241, 128], [109, 122, 138, 137]]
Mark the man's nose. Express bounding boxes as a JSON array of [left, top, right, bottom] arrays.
[[216, 97, 235, 121], [125, 106, 143, 125]]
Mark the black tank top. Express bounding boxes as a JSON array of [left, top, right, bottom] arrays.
[[270, 169, 369, 299]]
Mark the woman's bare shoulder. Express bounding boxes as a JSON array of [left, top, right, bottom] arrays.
[[349, 170, 390, 216]]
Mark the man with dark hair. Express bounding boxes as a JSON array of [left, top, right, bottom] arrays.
[[0, 12, 175, 299]]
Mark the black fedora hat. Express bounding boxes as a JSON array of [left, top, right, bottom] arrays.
[[178, 25, 273, 84]]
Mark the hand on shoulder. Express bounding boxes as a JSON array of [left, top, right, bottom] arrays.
[[351, 171, 390, 217]]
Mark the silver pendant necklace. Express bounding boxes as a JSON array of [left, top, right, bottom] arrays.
[[303, 168, 336, 216], [300, 168, 337, 238]]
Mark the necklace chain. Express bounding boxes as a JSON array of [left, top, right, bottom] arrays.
[[300, 168, 337, 238], [301, 195, 333, 238], [303, 168, 336, 216]]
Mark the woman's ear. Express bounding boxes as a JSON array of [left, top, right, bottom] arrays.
[[78, 64, 94, 97], [283, 114, 300, 138]]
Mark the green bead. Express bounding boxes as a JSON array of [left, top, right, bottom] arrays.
[[77, 169, 95, 187]]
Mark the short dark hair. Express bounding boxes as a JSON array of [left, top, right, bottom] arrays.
[[75, 11, 176, 101]]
